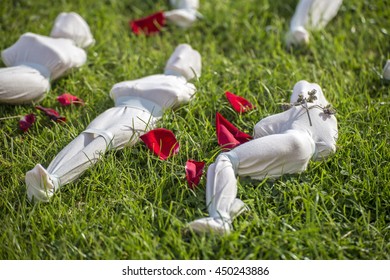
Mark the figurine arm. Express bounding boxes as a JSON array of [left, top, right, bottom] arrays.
[[253, 109, 294, 139]]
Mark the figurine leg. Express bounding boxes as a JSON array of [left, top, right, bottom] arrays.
[[188, 130, 315, 234], [25, 133, 108, 202], [26, 106, 155, 202], [0, 66, 50, 105]]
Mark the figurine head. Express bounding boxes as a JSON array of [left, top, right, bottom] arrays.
[[164, 44, 201, 81], [50, 12, 94, 48], [291, 80, 329, 107]]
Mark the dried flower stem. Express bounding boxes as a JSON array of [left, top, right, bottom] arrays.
[[279, 89, 336, 126], [303, 99, 313, 126], [0, 115, 24, 121]]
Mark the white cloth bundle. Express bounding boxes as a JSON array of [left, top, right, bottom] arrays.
[[2, 33, 86, 80], [50, 12, 94, 48], [286, 0, 343, 47], [0, 12, 93, 105], [0, 65, 51, 104], [188, 80, 338, 234], [26, 44, 201, 202], [164, 0, 201, 28], [164, 43, 201, 80], [111, 74, 196, 110], [170, 0, 199, 10]]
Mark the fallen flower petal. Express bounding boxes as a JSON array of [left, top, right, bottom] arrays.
[[35, 105, 66, 122], [216, 112, 252, 150], [57, 93, 84, 106], [225, 91, 254, 113], [130, 11, 166, 35], [19, 113, 36, 132], [140, 128, 179, 160], [185, 159, 205, 189]]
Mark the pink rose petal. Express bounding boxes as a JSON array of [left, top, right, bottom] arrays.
[[19, 113, 36, 132], [35, 105, 66, 123], [140, 128, 179, 160], [130, 11, 166, 35], [57, 93, 84, 106], [216, 112, 252, 150], [185, 160, 205, 189], [225, 91, 254, 113]]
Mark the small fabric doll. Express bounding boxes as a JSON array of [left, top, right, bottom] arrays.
[[26, 44, 201, 202], [188, 80, 338, 234]]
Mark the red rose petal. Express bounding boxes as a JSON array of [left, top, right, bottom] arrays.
[[185, 159, 205, 189], [216, 112, 252, 150], [225, 91, 254, 113], [140, 128, 179, 160], [130, 11, 166, 35], [19, 113, 36, 132], [35, 105, 66, 122], [57, 93, 84, 106]]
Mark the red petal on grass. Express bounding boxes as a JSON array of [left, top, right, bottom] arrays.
[[35, 105, 66, 122], [216, 112, 252, 150], [57, 93, 84, 106], [225, 91, 254, 113], [140, 128, 179, 160], [130, 11, 166, 35], [185, 160, 205, 189], [19, 113, 36, 132]]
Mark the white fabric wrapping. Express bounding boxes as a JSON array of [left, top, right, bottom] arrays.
[[165, 0, 200, 28], [46, 106, 157, 183], [170, 0, 199, 10], [383, 60, 390, 81], [286, 0, 343, 46], [205, 154, 239, 220], [164, 9, 198, 28], [26, 44, 201, 202], [188, 80, 338, 234], [50, 12, 94, 48], [0, 65, 50, 104], [0, 12, 93, 105], [164, 43, 201, 81], [306, 0, 343, 29], [2, 32, 86, 80], [111, 74, 195, 110]]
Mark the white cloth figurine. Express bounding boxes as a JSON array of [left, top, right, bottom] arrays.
[[286, 0, 343, 47], [383, 60, 390, 81], [164, 0, 201, 28], [25, 44, 201, 202], [188, 80, 338, 234], [0, 12, 94, 105]]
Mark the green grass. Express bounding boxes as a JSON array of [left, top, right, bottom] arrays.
[[0, 0, 389, 260]]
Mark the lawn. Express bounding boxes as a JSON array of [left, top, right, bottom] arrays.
[[0, 0, 389, 260]]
